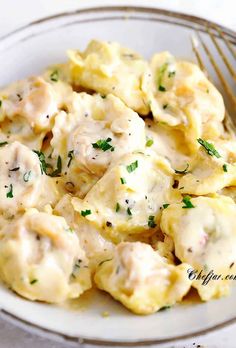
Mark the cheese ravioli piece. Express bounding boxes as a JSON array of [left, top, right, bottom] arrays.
[[94, 242, 191, 314], [68, 40, 150, 114], [55, 194, 114, 271], [0, 75, 75, 149], [145, 119, 190, 169], [161, 196, 236, 301], [51, 93, 145, 197], [143, 52, 225, 152], [0, 76, 58, 131], [178, 140, 236, 195], [0, 142, 44, 215], [0, 141, 59, 216], [0, 209, 91, 303], [72, 153, 180, 242]]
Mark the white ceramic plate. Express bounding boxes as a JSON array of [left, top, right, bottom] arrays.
[[0, 6, 236, 346]]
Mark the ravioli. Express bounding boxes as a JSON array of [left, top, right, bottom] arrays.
[[54, 194, 114, 271], [95, 242, 191, 314], [0, 141, 60, 217], [177, 139, 236, 195], [51, 93, 145, 197], [145, 119, 190, 169], [0, 77, 58, 131], [68, 40, 150, 114], [72, 153, 181, 242], [143, 52, 225, 152], [161, 196, 236, 300], [0, 209, 92, 303]]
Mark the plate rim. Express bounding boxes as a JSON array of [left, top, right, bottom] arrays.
[[1, 4, 236, 41], [0, 5, 236, 346]]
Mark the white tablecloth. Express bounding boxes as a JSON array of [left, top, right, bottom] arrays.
[[0, 0, 235, 347]]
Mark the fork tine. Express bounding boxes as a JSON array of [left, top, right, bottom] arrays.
[[196, 30, 236, 108], [191, 36, 205, 71], [213, 25, 236, 60], [191, 35, 236, 134], [206, 26, 236, 81]]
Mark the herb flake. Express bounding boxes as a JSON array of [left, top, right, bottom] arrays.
[[148, 215, 157, 228], [115, 202, 120, 212], [33, 150, 50, 175], [92, 138, 114, 152], [223, 164, 228, 172], [157, 62, 168, 92], [146, 138, 154, 147], [197, 138, 221, 158], [6, 184, 13, 198], [127, 207, 132, 216], [126, 160, 138, 173], [50, 70, 59, 82], [120, 177, 126, 185], [0, 141, 8, 147], [81, 209, 92, 217], [182, 196, 195, 209]]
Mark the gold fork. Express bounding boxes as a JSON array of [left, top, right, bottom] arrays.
[[191, 25, 236, 133]]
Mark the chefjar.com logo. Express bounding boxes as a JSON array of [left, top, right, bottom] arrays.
[[187, 267, 236, 286]]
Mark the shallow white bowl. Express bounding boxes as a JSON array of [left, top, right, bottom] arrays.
[[0, 5, 236, 346]]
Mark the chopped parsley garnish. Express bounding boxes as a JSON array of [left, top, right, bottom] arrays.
[[223, 164, 228, 172], [23, 171, 31, 182], [50, 70, 59, 82], [126, 160, 138, 173], [30, 279, 38, 285], [182, 196, 195, 209], [174, 163, 189, 175], [163, 203, 170, 209], [157, 62, 168, 92], [81, 209, 92, 217], [115, 202, 120, 212], [127, 207, 132, 216], [163, 104, 168, 109], [0, 100, 2, 107], [0, 141, 8, 147], [67, 150, 74, 168], [148, 215, 157, 228], [120, 177, 126, 184], [6, 184, 13, 198], [33, 150, 50, 175], [146, 138, 154, 147], [49, 156, 62, 177], [197, 138, 221, 158], [92, 138, 114, 152], [158, 85, 166, 92], [168, 71, 176, 78]]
